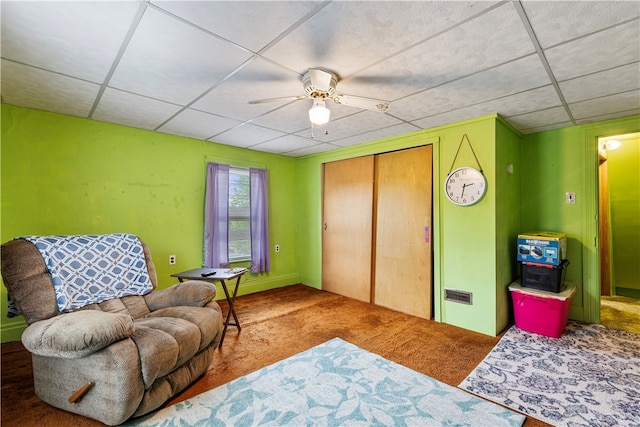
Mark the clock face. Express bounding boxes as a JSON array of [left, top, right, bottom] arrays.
[[444, 167, 487, 206]]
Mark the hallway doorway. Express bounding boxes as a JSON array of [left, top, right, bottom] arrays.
[[598, 132, 640, 334]]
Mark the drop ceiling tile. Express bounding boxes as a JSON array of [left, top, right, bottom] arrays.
[[569, 90, 640, 121], [2, 0, 637, 155], [331, 123, 421, 148], [575, 109, 640, 125], [262, 1, 499, 76], [158, 108, 241, 140], [339, 2, 534, 101], [191, 57, 302, 121], [93, 88, 183, 131], [150, 1, 322, 53], [248, 100, 313, 134], [545, 20, 640, 82], [249, 134, 317, 154], [504, 106, 571, 131], [559, 63, 640, 104], [0, 1, 141, 83], [522, 1, 640, 48], [294, 110, 404, 143], [412, 85, 562, 130], [109, 7, 252, 105], [412, 107, 489, 131], [211, 123, 286, 148], [519, 121, 574, 134], [1, 60, 99, 118], [491, 85, 563, 115], [282, 142, 338, 158], [392, 54, 551, 122]]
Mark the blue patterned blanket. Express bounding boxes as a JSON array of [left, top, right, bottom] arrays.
[[8, 233, 153, 316]]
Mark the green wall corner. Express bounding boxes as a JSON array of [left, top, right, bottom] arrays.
[[1, 104, 301, 342]]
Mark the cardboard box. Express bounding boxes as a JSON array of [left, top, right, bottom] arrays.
[[509, 281, 576, 338], [517, 231, 567, 266]]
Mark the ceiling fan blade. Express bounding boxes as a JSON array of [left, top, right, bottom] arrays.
[[308, 69, 333, 92], [249, 95, 307, 105], [332, 94, 390, 112]]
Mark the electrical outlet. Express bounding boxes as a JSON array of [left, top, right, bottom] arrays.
[[169, 255, 176, 265], [275, 245, 280, 253]]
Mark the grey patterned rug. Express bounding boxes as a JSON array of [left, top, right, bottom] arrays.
[[459, 321, 640, 426]]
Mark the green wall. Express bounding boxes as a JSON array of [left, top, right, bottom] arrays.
[[3, 102, 638, 341], [608, 135, 640, 297], [520, 125, 587, 312], [521, 115, 640, 321], [495, 119, 523, 330], [1, 104, 300, 342]]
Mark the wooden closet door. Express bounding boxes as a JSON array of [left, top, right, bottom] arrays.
[[322, 156, 374, 302], [373, 145, 433, 318]]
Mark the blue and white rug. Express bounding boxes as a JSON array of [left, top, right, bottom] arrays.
[[124, 338, 525, 426], [459, 321, 640, 427]]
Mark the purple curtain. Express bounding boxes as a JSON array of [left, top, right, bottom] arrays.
[[250, 168, 270, 273], [203, 163, 230, 268]]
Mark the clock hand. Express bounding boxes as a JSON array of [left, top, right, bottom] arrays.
[[461, 182, 474, 198]]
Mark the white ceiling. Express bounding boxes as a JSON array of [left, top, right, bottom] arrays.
[[2, 1, 639, 157]]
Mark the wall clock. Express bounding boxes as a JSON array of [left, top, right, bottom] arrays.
[[444, 166, 486, 206]]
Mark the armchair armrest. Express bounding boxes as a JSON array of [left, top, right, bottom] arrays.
[[144, 281, 216, 312], [21, 310, 134, 358]]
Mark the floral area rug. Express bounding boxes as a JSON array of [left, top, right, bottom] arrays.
[[459, 321, 640, 426], [124, 338, 525, 426]]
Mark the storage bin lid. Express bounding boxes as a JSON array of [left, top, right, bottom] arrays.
[[518, 231, 567, 240], [509, 280, 576, 300]]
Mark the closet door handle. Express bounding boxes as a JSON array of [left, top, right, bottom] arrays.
[[323, 223, 327, 231]]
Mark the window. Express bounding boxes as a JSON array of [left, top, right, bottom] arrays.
[[204, 162, 270, 273], [229, 168, 250, 261]]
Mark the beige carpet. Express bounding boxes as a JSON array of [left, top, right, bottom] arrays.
[[601, 295, 640, 334]]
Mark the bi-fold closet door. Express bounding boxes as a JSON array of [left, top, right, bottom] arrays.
[[322, 145, 433, 319]]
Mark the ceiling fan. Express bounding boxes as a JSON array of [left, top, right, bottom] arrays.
[[249, 68, 390, 126]]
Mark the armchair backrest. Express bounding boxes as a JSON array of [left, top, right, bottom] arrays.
[[1, 236, 158, 325]]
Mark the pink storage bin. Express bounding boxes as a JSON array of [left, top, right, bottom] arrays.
[[508, 281, 576, 338]]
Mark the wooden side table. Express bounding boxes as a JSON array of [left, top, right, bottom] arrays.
[[171, 267, 247, 347]]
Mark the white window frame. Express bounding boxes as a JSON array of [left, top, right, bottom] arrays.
[[228, 167, 251, 262]]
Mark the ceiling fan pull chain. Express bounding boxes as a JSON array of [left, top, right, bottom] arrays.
[[447, 133, 484, 174]]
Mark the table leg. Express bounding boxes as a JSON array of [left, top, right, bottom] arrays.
[[228, 275, 242, 329], [218, 275, 242, 347]]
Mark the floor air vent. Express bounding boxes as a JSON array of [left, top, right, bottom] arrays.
[[444, 289, 473, 305]]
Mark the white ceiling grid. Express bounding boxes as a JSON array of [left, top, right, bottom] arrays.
[[1, 1, 639, 157]]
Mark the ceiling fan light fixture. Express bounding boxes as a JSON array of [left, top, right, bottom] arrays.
[[309, 99, 330, 125]]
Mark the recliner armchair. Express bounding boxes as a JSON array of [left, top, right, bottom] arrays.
[[1, 235, 224, 425]]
